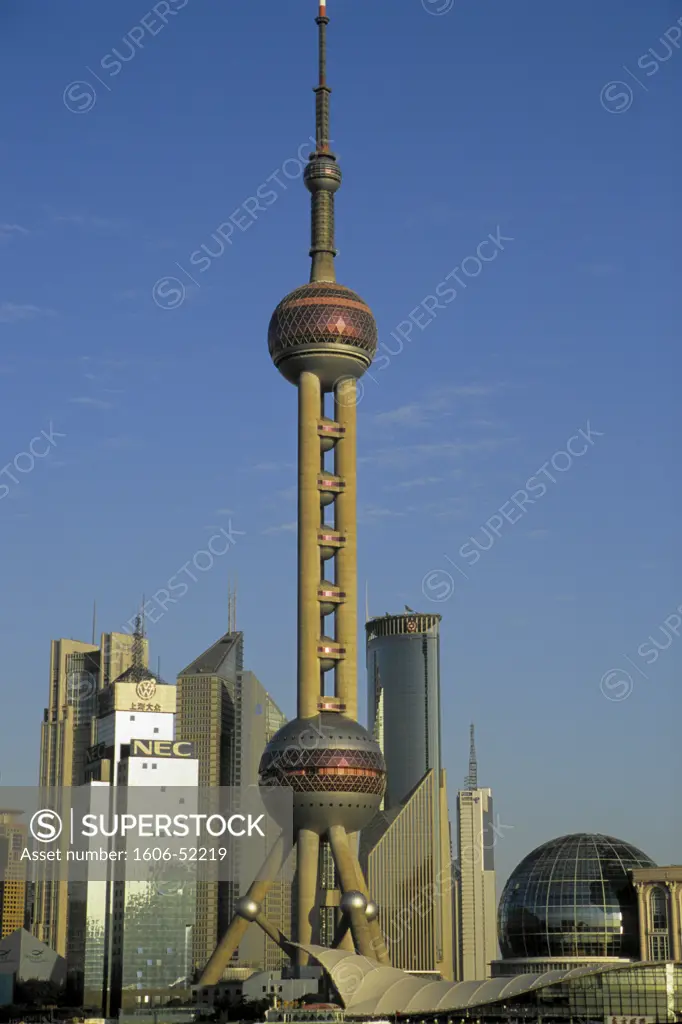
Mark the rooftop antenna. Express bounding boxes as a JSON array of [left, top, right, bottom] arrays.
[[228, 577, 238, 634], [91, 599, 97, 646], [130, 602, 146, 682], [464, 723, 478, 790], [365, 581, 370, 624]]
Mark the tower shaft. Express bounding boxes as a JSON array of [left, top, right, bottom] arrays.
[[298, 371, 324, 718], [334, 379, 358, 720]]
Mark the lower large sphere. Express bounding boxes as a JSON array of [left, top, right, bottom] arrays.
[[259, 713, 385, 834], [268, 283, 377, 390]]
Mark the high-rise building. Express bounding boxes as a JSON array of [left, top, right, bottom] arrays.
[[35, 630, 141, 956], [108, 743, 199, 1015], [362, 612, 456, 979], [176, 634, 292, 975], [0, 811, 28, 939], [457, 727, 497, 979], [176, 630, 243, 975], [176, 631, 244, 789], [65, 628, 172, 1008], [199, 1, 391, 986]]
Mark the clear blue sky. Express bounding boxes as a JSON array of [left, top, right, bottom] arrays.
[[1, 0, 680, 889]]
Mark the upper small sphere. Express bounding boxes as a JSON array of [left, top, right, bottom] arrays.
[[304, 155, 343, 193], [268, 283, 377, 390]]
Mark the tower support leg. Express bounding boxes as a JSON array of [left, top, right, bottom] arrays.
[[328, 825, 374, 957], [337, 910, 355, 952], [331, 912, 351, 949], [296, 828, 321, 966], [198, 834, 287, 986], [351, 854, 391, 965], [254, 912, 295, 958]]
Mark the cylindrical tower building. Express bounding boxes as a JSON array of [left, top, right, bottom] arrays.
[[366, 612, 442, 808]]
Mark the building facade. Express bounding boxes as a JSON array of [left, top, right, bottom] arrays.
[[363, 612, 456, 980], [176, 631, 243, 977], [108, 745, 199, 1015], [176, 635, 291, 976], [68, 670, 176, 1009], [456, 726, 497, 980], [34, 631, 140, 956], [457, 788, 497, 979], [0, 812, 27, 939], [631, 864, 682, 962]]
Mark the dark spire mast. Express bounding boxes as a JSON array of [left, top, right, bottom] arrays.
[[305, 0, 342, 284], [130, 608, 146, 683], [465, 723, 478, 789]]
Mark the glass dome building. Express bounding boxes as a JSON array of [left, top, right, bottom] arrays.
[[495, 833, 655, 975]]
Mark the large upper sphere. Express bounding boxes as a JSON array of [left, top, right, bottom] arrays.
[[268, 283, 377, 390], [259, 713, 385, 834], [498, 832, 655, 961]]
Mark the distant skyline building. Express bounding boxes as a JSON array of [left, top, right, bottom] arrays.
[[457, 726, 497, 980], [35, 629, 141, 956], [0, 811, 28, 939], [363, 611, 456, 980]]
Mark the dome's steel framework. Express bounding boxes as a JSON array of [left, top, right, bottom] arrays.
[[199, 1, 390, 985]]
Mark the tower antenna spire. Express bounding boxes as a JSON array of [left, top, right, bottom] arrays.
[[131, 604, 146, 683], [305, 0, 341, 283], [227, 577, 238, 633], [465, 723, 478, 789]]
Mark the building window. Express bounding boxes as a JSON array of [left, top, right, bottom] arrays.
[[650, 934, 670, 961], [651, 887, 669, 931]]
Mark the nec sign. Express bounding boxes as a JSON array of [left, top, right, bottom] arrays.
[[130, 740, 196, 759]]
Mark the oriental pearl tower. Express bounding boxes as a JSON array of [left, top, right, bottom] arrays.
[[199, 2, 389, 984]]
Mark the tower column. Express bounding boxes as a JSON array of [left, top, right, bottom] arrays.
[[635, 883, 648, 961], [328, 825, 374, 957], [296, 828, 321, 965], [299, 371, 323, 719], [668, 882, 681, 961], [334, 377, 357, 720]]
